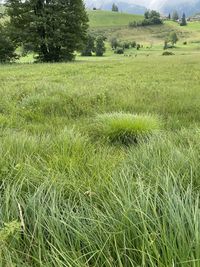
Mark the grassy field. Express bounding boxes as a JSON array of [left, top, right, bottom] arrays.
[[1, 9, 200, 267], [1, 54, 200, 266], [88, 10, 142, 28]]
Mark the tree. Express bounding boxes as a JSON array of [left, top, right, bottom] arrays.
[[6, 0, 88, 62], [180, 13, 187, 26], [0, 26, 18, 63], [81, 34, 95, 56], [110, 37, 119, 50], [169, 32, 178, 45], [112, 3, 118, 12], [144, 11, 150, 19], [95, 36, 106, 56], [168, 13, 171, 20], [172, 10, 179, 21]]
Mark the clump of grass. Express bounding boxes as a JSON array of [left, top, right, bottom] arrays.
[[162, 51, 175, 56], [92, 112, 161, 145]]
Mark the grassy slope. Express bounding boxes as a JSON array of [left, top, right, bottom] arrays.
[[88, 10, 142, 28], [88, 10, 200, 44]]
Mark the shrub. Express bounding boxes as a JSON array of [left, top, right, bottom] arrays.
[[130, 41, 137, 48], [162, 51, 175, 56], [136, 44, 141, 50], [110, 37, 119, 49], [114, 47, 124, 54], [122, 42, 130, 49], [92, 112, 161, 145]]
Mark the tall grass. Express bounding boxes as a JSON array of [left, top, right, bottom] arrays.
[[1, 170, 200, 266], [1, 56, 200, 266], [92, 112, 161, 144]]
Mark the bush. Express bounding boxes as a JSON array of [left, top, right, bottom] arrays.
[[114, 47, 124, 54], [92, 112, 161, 145], [136, 44, 141, 50], [162, 51, 175, 56], [130, 41, 137, 48], [110, 37, 119, 49], [122, 42, 130, 49]]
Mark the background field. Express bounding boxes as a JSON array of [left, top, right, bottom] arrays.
[[88, 10, 142, 28], [1, 9, 200, 267]]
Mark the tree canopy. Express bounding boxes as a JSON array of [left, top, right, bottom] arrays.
[[6, 0, 88, 62]]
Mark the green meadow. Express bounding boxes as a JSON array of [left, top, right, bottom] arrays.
[[1, 9, 200, 267], [88, 10, 142, 28]]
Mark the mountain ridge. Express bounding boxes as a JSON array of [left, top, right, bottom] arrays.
[[85, 0, 200, 16]]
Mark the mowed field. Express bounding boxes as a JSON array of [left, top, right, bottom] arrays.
[[1, 9, 200, 267]]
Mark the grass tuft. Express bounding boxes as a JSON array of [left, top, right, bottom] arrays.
[[92, 112, 161, 145]]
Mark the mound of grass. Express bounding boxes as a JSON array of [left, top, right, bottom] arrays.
[[162, 51, 175, 56], [92, 112, 161, 145]]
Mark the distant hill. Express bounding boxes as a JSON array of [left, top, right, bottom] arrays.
[[85, 0, 200, 17], [88, 10, 143, 28], [85, 0, 146, 15]]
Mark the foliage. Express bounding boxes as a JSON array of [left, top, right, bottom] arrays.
[[169, 32, 179, 45], [95, 36, 106, 56], [110, 37, 119, 49], [0, 221, 21, 245], [129, 10, 163, 28], [6, 0, 88, 62], [114, 47, 124, 54], [130, 41, 137, 48], [122, 41, 130, 49], [180, 13, 187, 26], [81, 34, 95, 56], [0, 25, 18, 63], [112, 3, 118, 12]]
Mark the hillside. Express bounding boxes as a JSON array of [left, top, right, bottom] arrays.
[[88, 10, 142, 28]]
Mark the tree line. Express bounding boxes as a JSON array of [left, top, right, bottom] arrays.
[[129, 10, 163, 28]]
